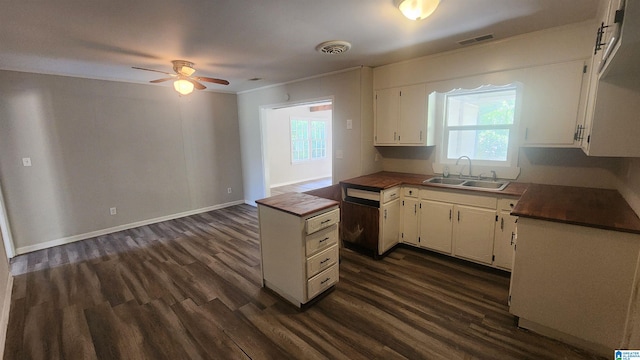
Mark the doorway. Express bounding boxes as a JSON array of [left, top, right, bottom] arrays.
[[262, 99, 333, 197]]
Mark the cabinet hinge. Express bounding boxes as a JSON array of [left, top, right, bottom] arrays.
[[401, 233, 404, 238], [587, 134, 590, 144], [399, 90, 402, 96], [418, 236, 420, 243], [508, 295, 512, 306], [583, 64, 587, 74], [492, 255, 495, 262], [402, 200, 405, 206]]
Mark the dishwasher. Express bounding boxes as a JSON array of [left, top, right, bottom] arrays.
[[341, 184, 400, 258]]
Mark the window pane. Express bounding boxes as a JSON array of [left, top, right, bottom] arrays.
[[446, 89, 515, 126], [310, 121, 326, 159], [291, 119, 310, 162], [447, 129, 510, 161]]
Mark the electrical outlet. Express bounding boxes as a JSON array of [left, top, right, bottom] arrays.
[[22, 157, 32, 167], [346, 119, 353, 130], [110, 207, 117, 215], [227, 187, 232, 194]]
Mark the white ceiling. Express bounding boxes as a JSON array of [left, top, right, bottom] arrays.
[[0, 0, 599, 93]]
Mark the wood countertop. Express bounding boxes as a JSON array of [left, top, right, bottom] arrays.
[[256, 192, 339, 217], [512, 184, 640, 234], [340, 171, 528, 197]]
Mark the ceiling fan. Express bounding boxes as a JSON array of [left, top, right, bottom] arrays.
[[132, 60, 229, 95]]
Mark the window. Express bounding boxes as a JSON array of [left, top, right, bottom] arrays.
[[442, 85, 518, 166], [290, 118, 327, 163]]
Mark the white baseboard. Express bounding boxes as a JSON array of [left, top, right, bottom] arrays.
[[0, 273, 13, 360], [15, 200, 245, 255]]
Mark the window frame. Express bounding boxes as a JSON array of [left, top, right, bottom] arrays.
[[289, 117, 328, 164], [433, 83, 522, 179]]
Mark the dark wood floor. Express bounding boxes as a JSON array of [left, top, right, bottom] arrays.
[[5, 204, 604, 360], [270, 177, 332, 196]]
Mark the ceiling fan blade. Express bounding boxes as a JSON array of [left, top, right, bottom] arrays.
[[193, 76, 230, 85], [186, 78, 206, 90], [132, 66, 174, 76], [149, 77, 174, 83]]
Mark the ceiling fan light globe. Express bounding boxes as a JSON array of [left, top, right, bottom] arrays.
[[180, 66, 196, 76], [396, 0, 440, 20], [174, 79, 194, 95]]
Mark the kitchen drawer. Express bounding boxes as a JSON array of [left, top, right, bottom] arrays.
[[306, 208, 340, 235], [403, 187, 418, 198], [307, 264, 339, 300], [306, 244, 339, 278], [306, 224, 338, 256], [382, 187, 400, 203], [346, 188, 380, 201], [498, 198, 518, 211]]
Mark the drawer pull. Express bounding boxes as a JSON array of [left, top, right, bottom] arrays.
[[320, 277, 331, 285], [320, 219, 332, 224], [320, 258, 330, 265], [319, 237, 329, 243]]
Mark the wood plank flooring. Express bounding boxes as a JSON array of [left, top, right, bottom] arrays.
[[270, 177, 332, 196], [5, 204, 605, 359]]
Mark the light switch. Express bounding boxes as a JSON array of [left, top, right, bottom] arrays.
[[346, 119, 353, 130], [22, 157, 32, 167]]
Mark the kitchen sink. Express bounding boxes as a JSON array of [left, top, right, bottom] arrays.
[[423, 177, 466, 185], [422, 177, 510, 191], [461, 180, 510, 191]]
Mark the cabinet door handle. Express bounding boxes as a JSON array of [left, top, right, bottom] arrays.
[[457, 211, 460, 222], [501, 217, 504, 230], [384, 209, 387, 219], [449, 209, 452, 220], [511, 232, 515, 245], [414, 204, 417, 214]]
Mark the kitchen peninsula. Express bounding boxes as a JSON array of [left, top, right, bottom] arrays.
[[510, 184, 640, 355]]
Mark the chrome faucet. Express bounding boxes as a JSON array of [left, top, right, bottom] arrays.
[[455, 156, 472, 178], [490, 170, 497, 181]]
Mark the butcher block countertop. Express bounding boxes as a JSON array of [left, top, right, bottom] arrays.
[[340, 171, 529, 197], [256, 192, 339, 217], [512, 184, 640, 234]]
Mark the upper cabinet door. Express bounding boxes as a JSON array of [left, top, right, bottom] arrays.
[[374, 88, 399, 145], [398, 84, 427, 145], [520, 60, 587, 147], [375, 84, 433, 146]]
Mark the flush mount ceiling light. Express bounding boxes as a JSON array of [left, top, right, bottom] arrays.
[[173, 78, 194, 95], [394, 0, 441, 20], [316, 40, 352, 54]]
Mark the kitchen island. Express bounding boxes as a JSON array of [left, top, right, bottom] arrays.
[[256, 192, 340, 308], [510, 184, 640, 356]]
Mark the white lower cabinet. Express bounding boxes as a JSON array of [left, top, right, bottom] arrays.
[[493, 198, 518, 270], [453, 205, 496, 264], [398, 186, 519, 271], [400, 187, 419, 246], [380, 197, 401, 254], [419, 200, 453, 253]]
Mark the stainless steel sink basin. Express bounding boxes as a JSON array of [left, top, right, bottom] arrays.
[[461, 180, 510, 191], [423, 177, 466, 185], [422, 177, 510, 191]]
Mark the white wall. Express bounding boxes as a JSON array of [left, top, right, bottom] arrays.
[[0, 70, 244, 253], [266, 104, 332, 187], [238, 67, 380, 205], [374, 21, 627, 192]]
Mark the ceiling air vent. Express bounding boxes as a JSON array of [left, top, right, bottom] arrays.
[[316, 40, 352, 54], [457, 34, 494, 46]]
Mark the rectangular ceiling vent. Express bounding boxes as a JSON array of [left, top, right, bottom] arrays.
[[457, 34, 495, 46]]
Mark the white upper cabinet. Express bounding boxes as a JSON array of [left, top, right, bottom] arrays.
[[374, 84, 433, 146], [580, 0, 640, 157], [520, 60, 588, 147]]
